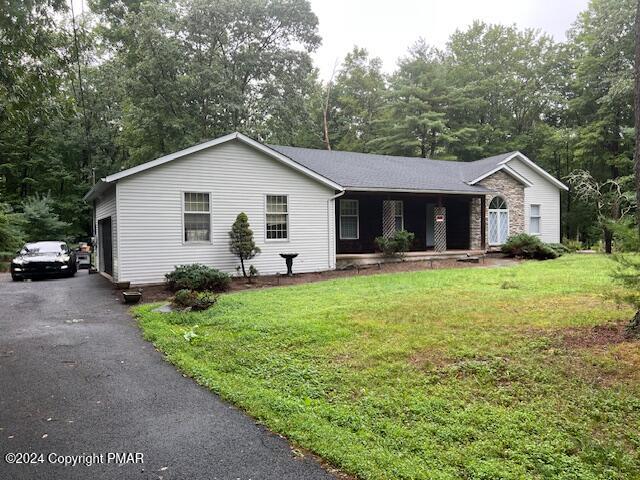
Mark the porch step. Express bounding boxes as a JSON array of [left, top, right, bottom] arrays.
[[336, 250, 486, 268], [457, 256, 482, 263]]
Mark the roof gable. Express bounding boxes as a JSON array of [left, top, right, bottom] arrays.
[[84, 133, 342, 201], [466, 151, 567, 191]]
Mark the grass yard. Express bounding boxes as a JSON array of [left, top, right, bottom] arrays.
[[135, 255, 640, 480]]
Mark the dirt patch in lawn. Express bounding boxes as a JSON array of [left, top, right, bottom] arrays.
[[408, 349, 452, 370], [558, 322, 630, 349]]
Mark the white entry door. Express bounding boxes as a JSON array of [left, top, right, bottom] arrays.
[[488, 197, 509, 245]]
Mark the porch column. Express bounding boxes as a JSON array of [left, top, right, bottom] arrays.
[[469, 197, 482, 250], [480, 195, 487, 250], [434, 206, 446, 252], [382, 200, 396, 238]]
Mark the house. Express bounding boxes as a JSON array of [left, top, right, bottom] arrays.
[[84, 132, 568, 285]]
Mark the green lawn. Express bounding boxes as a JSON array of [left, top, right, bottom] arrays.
[[135, 255, 640, 480]]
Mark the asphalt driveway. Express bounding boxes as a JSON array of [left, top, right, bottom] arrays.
[[0, 272, 336, 480]]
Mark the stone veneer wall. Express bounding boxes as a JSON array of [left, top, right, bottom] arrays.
[[469, 197, 482, 250], [477, 170, 525, 245]]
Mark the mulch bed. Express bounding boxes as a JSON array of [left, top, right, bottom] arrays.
[[119, 254, 520, 304]]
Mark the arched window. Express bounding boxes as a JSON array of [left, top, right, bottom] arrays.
[[489, 196, 507, 210], [488, 196, 509, 245]]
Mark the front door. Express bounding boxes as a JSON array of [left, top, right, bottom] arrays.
[[98, 217, 113, 276]]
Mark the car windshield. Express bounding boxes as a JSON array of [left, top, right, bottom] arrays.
[[21, 242, 66, 255]]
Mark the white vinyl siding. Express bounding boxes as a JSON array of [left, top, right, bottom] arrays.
[[94, 186, 118, 281], [339, 199, 359, 239], [508, 158, 561, 243], [116, 140, 336, 284]]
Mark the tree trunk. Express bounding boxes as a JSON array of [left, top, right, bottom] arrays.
[[634, 0, 640, 235], [323, 65, 337, 151], [627, 310, 640, 338], [240, 257, 247, 278], [604, 228, 613, 254]]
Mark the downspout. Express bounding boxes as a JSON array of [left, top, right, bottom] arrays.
[[327, 190, 345, 269]]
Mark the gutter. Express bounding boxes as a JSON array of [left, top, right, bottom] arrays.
[[344, 186, 492, 195], [327, 190, 345, 269]]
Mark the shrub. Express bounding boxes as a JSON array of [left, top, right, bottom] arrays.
[[547, 243, 569, 256], [501, 233, 559, 260], [173, 289, 197, 308], [248, 264, 258, 280], [229, 212, 260, 278], [375, 230, 415, 258], [165, 264, 231, 292], [172, 289, 218, 311], [562, 238, 583, 252]]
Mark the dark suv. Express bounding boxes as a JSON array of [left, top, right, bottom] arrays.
[[11, 241, 78, 281]]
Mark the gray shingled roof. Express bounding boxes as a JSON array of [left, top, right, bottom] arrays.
[[269, 145, 517, 194]]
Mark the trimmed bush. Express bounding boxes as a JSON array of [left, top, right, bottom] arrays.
[[229, 212, 260, 278], [165, 264, 231, 292], [172, 289, 218, 311], [501, 233, 559, 260], [375, 230, 415, 258]]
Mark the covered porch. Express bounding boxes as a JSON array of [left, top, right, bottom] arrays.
[[335, 191, 487, 265]]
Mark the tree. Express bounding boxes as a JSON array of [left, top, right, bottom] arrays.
[[567, 0, 635, 182], [635, 0, 640, 234], [444, 22, 562, 161], [21, 194, 69, 241], [612, 255, 640, 336], [0, 203, 25, 254], [373, 41, 452, 158], [565, 170, 636, 252], [328, 47, 387, 152], [228, 212, 260, 278], [0, 0, 69, 203]]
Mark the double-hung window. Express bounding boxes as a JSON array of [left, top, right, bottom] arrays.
[[529, 204, 541, 235], [266, 195, 288, 240], [183, 192, 211, 242], [393, 200, 404, 231], [340, 199, 359, 240]]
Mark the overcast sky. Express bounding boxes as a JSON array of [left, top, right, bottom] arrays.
[[310, 0, 590, 79]]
